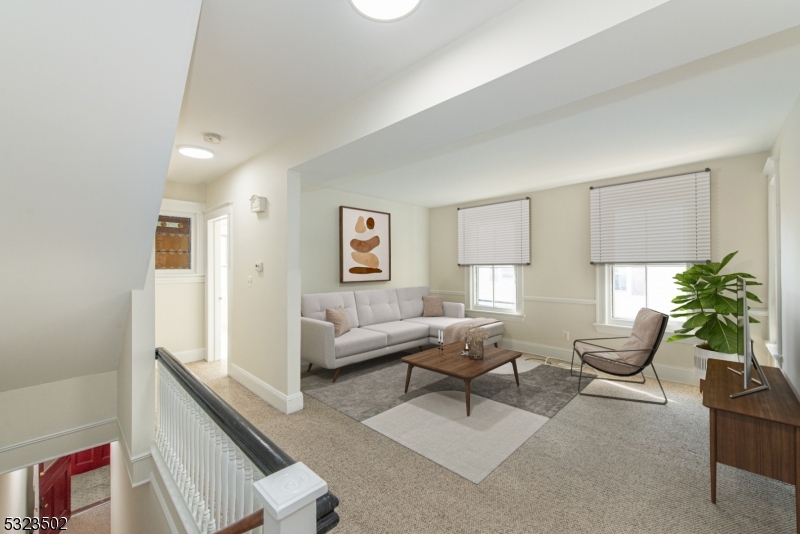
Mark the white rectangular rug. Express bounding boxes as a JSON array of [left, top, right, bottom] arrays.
[[362, 390, 548, 483]]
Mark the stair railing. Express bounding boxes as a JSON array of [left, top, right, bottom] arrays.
[[154, 348, 339, 534]]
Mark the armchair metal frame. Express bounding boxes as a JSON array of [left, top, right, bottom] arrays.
[[571, 311, 669, 405]]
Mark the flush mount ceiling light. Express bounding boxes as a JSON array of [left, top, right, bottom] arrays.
[[178, 145, 214, 159], [349, 0, 422, 22]]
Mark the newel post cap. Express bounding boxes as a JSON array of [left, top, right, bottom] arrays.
[[254, 462, 327, 521]]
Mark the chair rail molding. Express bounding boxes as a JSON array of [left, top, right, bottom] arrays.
[[523, 295, 596, 305]]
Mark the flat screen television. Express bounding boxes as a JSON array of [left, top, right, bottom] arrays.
[[729, 277, 770, 398]]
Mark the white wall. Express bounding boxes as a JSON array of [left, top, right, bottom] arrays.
[[0, 468, 29, 519], [163, 180, 206, 204], [301, 189, 429, 294], [155, 188, 207, 363], [110, 442, 178, 534], [0, 372, 118, 475], [772, 93, 800, 393], [429, 153, 769, 383], [117, 255, 156, 485]]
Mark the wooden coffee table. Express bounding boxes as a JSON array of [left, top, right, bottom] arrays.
[[401, 342, 522, 416]]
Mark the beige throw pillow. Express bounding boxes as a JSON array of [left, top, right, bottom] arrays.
[[325, 306, 352, 338], [422, 296, 444, 317]]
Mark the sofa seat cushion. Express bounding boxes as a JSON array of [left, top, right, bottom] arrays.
[[361, 321, 429, 346], [334, 328, 388, 359], [405, 317, 504, 339]]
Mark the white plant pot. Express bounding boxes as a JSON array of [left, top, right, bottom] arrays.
[[694, 344, 738, 381]]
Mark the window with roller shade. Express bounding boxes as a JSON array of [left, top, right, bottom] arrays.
[[592, 170, 711, 330], [459, 198, 529, 316], [590, 170, 710, 264], [458, 198, 530, 265]]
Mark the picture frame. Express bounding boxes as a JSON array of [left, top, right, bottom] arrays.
[[340, 206, 391, 283]]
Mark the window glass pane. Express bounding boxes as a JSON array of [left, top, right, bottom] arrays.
[[612, 265, 646, 320], [646, 264, 685, 319], [493, 266, 516, 309], [476, 266, 494, 307], [155, 215, 191, 269]]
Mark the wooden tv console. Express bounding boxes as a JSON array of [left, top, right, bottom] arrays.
[[702, 358, 800, 532]]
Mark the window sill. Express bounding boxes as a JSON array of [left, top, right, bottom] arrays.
[[593, 322, 696, 345], [467, 309, 525, 323], [155, 274, 205, 285]]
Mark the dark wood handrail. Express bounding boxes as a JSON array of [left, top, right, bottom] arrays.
[[214, 510, 264, 534], [156, 347, 339, 533]]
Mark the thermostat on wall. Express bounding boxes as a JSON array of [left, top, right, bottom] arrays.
[[255, 262, 264, 272], [250, 195, 266, 213]]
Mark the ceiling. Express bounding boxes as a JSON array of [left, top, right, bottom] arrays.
[[325, 29, 800, 207], [168, 0, 526, 184]]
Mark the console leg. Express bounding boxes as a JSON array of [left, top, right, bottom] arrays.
[[710, 408, 717, 504]]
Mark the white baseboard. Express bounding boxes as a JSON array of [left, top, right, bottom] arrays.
[[499, 338, 697, 386], [228, 363, 304, 414], [173, 348, 206, 363]]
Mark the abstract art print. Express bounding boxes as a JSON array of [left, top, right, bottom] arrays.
[[340, 206, 391, 283]]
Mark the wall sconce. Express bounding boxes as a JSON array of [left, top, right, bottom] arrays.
[[250, 195, 267, 213]]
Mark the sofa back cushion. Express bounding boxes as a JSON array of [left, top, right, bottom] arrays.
[[301, 291, 359, 328], [396, 286, 430, 319], [354, 289, 401, 326]]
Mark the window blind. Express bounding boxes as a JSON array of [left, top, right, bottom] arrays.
[[590, 170, 710, 264], [458, 198, 530, 265]]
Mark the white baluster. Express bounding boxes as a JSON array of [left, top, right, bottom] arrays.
[[235, 452, 245, 522], [219, 439, 230, 527], [227, 445, 237, 525]]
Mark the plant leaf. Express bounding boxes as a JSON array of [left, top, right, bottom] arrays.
[[748, 316, 761, 324], [667, 334, 695, 342], [708, 320, 737, 354], [745, 292, 763, 303], [718, 251, 737, 272], [714, 296, 737, 315]]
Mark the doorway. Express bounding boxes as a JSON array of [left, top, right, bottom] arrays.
[[207, 209, 231, 368]]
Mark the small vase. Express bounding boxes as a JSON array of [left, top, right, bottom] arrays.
[[468, 341, 484, 360]]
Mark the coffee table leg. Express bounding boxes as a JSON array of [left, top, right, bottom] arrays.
[[512, 359, 520, 387], [405, 364, 414, 393], [465, 380, 471, 416]]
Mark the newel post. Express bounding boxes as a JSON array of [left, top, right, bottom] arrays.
[[254, 462, 327, 534]]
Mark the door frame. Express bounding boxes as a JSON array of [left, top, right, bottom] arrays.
[[206, 203, 233, 363]]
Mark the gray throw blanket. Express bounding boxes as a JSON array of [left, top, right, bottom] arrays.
[[443, 318, 498, 345]]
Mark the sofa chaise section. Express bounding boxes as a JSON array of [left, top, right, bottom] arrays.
[[300, 286, 504, 381]]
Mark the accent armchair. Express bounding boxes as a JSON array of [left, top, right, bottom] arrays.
[[571, 308, 669, 405]]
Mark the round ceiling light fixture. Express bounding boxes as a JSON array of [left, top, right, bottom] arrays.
[[177, 145, 214, 159], [349, 0, 422, 22]]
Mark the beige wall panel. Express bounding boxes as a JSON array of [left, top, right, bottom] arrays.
[[162, 180, 206, 204], [301, 189, 429, 294], [430, 152, 770, 379], [155, 283, 206, 353]]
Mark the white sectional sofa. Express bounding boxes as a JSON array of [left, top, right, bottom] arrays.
[[301, 286, 504, 380]]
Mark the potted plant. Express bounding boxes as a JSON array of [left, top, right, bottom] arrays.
[[667, 251, 761, 380]]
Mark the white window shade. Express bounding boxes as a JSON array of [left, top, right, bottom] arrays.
[[458, 198, 530, 265], [590, 171, 710, 264]]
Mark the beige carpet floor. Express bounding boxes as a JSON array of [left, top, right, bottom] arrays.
[[187, 359, 796, 533], [67, 502, 110, 534], [72, 465, 110, 510]]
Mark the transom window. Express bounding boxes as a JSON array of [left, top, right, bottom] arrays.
[[473, 265, 517, 311], [611, 264, 687, 322]]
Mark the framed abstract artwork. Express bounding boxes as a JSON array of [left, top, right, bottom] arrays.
[[340, 206, 391, 283]]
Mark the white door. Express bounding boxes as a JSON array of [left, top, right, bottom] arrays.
[[208, 215, 230, 365]]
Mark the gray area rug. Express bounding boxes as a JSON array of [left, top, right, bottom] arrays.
[[302, 352, 592, 421], [364, 391, 548, 483]]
